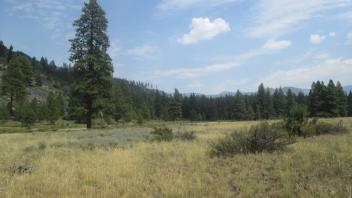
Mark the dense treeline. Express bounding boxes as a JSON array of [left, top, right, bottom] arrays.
[[1, 40, 352, 126]]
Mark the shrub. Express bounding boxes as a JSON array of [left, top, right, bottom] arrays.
[[150, 127, 174, 142], [175, 131, 197, 141], [210, 122, 291, 157], [285, 104, 308, 136], [16, 102, 36, 128], [314, 120, 347, 135]]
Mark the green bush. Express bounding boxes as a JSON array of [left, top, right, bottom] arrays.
[[285, 104, 308, 136], [16, 102, 36, 128], [298, 118, 347, 137], [314, 120, 347, 135], [210, 122, 291, 157], [175, 131, 197, 141], [150, 127, 174, 142]]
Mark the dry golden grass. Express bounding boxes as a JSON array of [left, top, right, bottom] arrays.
[[0, 118, 352, 197]]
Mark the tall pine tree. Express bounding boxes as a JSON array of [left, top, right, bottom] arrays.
[[69, 0, 113, 128], [232, 90, 246, 120], [347, 92, 352, 117], [286, 89, 296, 115], [325, 80, 338, 117], [336, 81, 347, 116], [273, 88, 286, 118], [1, 54, 32, 116]]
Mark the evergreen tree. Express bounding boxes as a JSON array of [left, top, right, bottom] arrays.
[[168, 89, 182, 120], [245, 95, 255, 120], [347, 92, 352, 117], [296, 92, 306, 105], [336, 81, 347, 116], [7, 45, 13, 63], [232, 90, 246, 120], [286, 89, 296, 116], [16, 102, 36, 128], [1, 55, 32, 116], [256, 83, 266, 119], [47, 92, 61, 124], [325, 80, 338, 117], [273, 88, 286, 118], [263, 88, 274, 119], [69, 0, 113, 128], [0, 41, 7, 60], [309, 81, 325, 117]]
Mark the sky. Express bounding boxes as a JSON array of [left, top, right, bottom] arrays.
[[1, 0, 352, 94]]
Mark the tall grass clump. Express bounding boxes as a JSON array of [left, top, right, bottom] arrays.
[[210, 122, 291, 157]]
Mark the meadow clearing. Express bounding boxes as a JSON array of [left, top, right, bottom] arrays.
[[0, 118, 351, 198]]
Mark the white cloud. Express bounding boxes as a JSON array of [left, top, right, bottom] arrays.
[[310, 34, 326, 44], [157, 0, 239, 11], [347, 32, 352, 40], [329, 32, 336, 37], [127, 46, 156, 59], [263, 39, 291, 50], [247, 0, 351, 38], [178, 17, 230, 45], [260, 57, 352, 88]]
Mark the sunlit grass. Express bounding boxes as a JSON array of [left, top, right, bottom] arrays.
[[0, 118, 351, 197]]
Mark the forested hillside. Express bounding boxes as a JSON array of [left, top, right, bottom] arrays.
[[0, 41, 352, 125]]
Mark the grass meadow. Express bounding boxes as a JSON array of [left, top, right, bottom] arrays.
[[0, 118, 352, 197]]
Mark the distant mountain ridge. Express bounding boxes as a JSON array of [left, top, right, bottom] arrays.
[[185, 85, 352, 97]]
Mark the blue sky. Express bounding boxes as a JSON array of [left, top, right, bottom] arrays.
[[1, 0, 352, 94]]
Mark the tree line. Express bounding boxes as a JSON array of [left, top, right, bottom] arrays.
[[1, 40, 352, 126]]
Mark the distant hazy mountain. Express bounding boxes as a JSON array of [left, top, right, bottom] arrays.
[[196, 85, 352, 98]]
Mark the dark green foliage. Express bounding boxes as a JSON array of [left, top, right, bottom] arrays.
[[47, 92, 63, 124], [69, 0, 113, 128], [308, 80, 347, 117], [168, 100, 182, 121], [325, 80, 338, 117], [0, 104, 10, 120], [273, 88, 286, 118], [0, 41, 7, 63], [256, 84, 274, 119], [336, 81, 347, 116], [175, 131, 197, 141], [16, 102, 36, 127], [348, 92, 352, 116], [285, 104, 308, 136], [286, 89, 296, 116], [210, 122, 290, 157], [296, 92, 306, 105], [232, 90, 247, 120], [7, 45, 13, 63], [168, 89, 182, 121], [1, 54, 32, 115], [150, 127, 174, 142]]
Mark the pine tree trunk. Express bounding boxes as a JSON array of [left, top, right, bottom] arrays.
[[9, 93, 14, 116]]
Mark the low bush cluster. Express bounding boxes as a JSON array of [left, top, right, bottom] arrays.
[[150, 127, 174, 142], [210, 122, 291, 157], [309, 120, 347, 136], [150, 127, 197, 142]]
